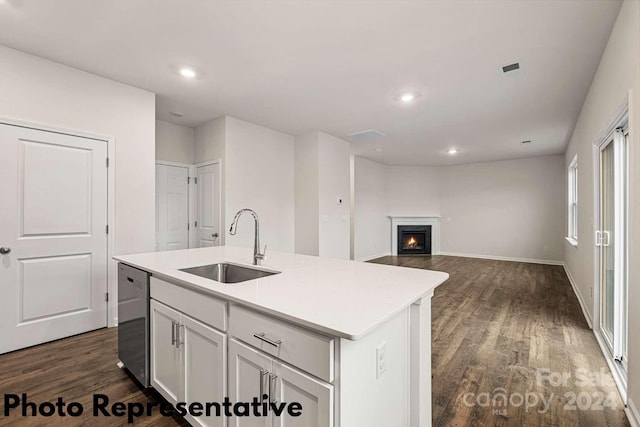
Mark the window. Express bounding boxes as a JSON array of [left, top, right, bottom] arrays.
[[567, 155, 578, 245]]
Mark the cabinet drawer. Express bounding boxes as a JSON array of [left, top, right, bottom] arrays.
[[229, 304, 334, 383], [150, 277, 227, 332]]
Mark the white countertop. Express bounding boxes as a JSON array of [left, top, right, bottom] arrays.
[[114, 246, 448, 340]]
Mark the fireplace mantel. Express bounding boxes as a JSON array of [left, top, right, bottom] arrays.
[[388, 216, 441, 256]]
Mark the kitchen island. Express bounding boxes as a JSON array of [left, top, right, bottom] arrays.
[[114, 246, 448, 427]]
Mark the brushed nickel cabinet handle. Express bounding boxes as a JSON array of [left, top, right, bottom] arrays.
[[269, 373, 278, 403], [171, 320, 177, 346], [175, 324, 183, 349], [259, 369, 268, 399], [253, 332, 281, 348]]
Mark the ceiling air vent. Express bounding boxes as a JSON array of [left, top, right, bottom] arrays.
[[502, 62, 520, 73], [347, 129, 384, 141]]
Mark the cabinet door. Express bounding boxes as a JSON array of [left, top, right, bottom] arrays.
[[229, 339, 272, 427], [272, 362, 333, 427], [182, 314, 227, 427], [150, 300, 182, 405]]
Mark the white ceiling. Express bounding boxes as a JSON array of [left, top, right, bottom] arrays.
[[0, 0, 621, 165]]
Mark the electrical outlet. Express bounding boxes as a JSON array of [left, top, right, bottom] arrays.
[[376, 342, 387, 379]]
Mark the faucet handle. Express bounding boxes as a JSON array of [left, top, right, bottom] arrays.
[[256, 244, 267, 259], [254, 244, 267, 265]]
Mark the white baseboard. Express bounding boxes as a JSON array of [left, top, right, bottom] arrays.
[[562, 263, 593, 329], [627, 399, 640, 427], [356, 252, 391, 262], [438, 251, 563, 266]]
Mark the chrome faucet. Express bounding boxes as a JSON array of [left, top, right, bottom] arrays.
[[229, 208, 267, 265]]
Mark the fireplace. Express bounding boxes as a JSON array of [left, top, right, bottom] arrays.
[[397, 225, 432, 255]]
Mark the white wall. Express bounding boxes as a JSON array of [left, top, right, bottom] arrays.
[[318, 132, 351, 259], [295, 132, 320, 256], [194, 116, 226, 243], [294, 132, 351, 259], [563, 0, 640, 415], [439, 155, 564, 263], [386, 166, 440, 216], [225, 116, 296, 253], [156, 119, 194, 164], [353, 155, 564, 264], [353, 157, 390, 261], [194, 116, 226, 164], [0, 45, 156, 325]]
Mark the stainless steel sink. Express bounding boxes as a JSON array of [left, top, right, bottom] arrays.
[[179, 262, 280, 284]]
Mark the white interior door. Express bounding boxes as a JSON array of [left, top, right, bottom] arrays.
[[195, 163, 221, 247], [0, 123, 108, 354], [156, 164, 190, 251]]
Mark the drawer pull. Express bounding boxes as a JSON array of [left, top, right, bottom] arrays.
[[253, 332, 281, 348]]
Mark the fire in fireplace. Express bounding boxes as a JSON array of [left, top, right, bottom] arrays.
[[397, 225, 432, 255]]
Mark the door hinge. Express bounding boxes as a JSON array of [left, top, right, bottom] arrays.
[[106, 225, 109, 234], [106, 157, 110, 168], [187, 222, 190, 231], [188, 176, 191, 184], [106, 292, 109, 302], [195, 221, 198, 228], [194, 177, 198, 184]]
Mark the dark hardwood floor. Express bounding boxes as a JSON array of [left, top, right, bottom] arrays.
[[0, 328, 189, 426], [371, 255, 630, 427], [0, 255, 629, 426]]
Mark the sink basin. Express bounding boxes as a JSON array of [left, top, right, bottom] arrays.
[[179, 262, 280, 284]]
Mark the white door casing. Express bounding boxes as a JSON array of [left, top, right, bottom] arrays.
[[195, 163, 221, 248], [0, 123, 108, 354], [156, 164, 190, 251]]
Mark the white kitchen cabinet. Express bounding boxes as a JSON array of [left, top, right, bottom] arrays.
[[150, 299, 227, 427], [229, 339, 332, 427], [272, 361, 333, 427], [114, 247, 449, 427], [150, 299, 182, 405]]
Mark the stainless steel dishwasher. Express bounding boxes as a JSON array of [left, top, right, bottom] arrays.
[[117, 263, 150, 387]]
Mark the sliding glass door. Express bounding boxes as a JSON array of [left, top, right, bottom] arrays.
[[599, 141, 615, 345], [596, 126, 628, 381]]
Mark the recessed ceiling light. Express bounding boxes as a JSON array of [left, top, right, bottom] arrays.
[[447, 148, 458, 155], [400, 93, 415, 102], [169, 111, 184, 117], [179, 68, 197, 78], [376, 147, 384, 152]]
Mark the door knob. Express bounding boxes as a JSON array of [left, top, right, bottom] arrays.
[[212, 233, 219, 238], [0, 247, 11, 255]]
